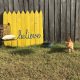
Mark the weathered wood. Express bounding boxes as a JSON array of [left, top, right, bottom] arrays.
[[19, 0, 24, 12], [24, 0, 28, 11], [55, 0, 61, 42], [44, 0, 49, 42], [67, 0, 71, 38], [0, 0, 4, 13], [75, 0, 79, 40], [71, 0, 76, 41], [78, 0, 80, 40], [0, 14, 3, 24], [14, 0, 19, 12], [1, 0, 80, 42], [29, 0, 34, 12], [34, 0, 39, 11], [61, 0, 67, 41], [3, 0, 9, 12], [8, 0, 13, 12], [49, 0, 55, 42], [39, 0, 45, 42], [39, 0, 44, 19], [39, 0, 44, 12], [0, 0, 4, 25]]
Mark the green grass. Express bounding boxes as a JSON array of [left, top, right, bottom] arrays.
[[0, 43, 80, 80]]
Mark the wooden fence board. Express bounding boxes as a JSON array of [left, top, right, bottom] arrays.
[[40, 0, 44, 12], [55, 0, 61, 42], [0, 14, 3, 25], [61, 0, 67, 41], [29, 0, 34, 12], [71, 0, 76, 41], [30, 11, 35, 45], [21, 11, 26, 47], [3, 0, 9, 12], [8, 0, 13, 12], [39, 0, 45, 42], [35, 11, 39, 45], [0, 0, 4, 13], [11, 12, 17, 47], [39, 11, 44, 44], [49, 0, 55, 42], [24, 0, 28, 11], [19, 0, 24, 12], [67, 0, 71, 38], [75, 0, 79, 40], [3, 12, 8, 46], [14, 0, 19, 12], [44, 0, 49, 42], [78, 0, 80, 39], [34, 0, 39, 11], [16, 11, 22, 47], [0, 0, 3, 24], [7, 12, 12, 46], [25, 11, 30, 46]]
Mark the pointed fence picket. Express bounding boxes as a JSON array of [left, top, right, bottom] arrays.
[[16, 11, 22, 47], [7, 11, 12, 46], [30, 11, 35, 45], [11, 11, 17, 47], [25, 11, 30, 46], [3, 11, 8, 46]]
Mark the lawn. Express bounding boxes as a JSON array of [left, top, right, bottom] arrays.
[[0, 43, 80, 80]]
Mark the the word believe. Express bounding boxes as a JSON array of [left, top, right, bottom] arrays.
[[17, 30, 41, 39]]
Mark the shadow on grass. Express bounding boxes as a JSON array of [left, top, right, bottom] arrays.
[[5, 46, 17, 49], [9, 47, 35, 56], [47, 43, 66, 54], [40, 43, 51, 48], [74, 48, 80, 51], [48, 46, 80, 54], [48, 47, 66, 54]]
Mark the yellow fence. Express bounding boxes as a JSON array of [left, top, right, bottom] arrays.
[[3, 11, 43, 47]]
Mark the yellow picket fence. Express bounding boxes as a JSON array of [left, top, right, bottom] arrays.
[[3, 11, 43, 47]]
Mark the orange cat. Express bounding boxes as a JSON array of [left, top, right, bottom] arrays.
[[66, 37, 74, 53]]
